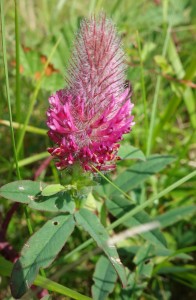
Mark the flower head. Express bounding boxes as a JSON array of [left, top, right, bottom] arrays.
[[47, 14, 134, 171]]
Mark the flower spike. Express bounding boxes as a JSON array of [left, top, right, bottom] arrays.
[[47, 14, 134, 171]]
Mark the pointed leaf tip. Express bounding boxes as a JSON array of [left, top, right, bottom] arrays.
[[75, 208, 127, 287]]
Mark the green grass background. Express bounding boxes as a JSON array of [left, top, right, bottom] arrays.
[[0, 0, 196, 299]]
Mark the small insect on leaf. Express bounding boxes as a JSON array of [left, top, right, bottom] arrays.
[[41, 184, 65, 196]]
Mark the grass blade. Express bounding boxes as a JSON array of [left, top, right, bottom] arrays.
[[14, 0, 21, 126], [0, 0, 20, 179], [146, 25, 171, 156], [16, 36, 61, 156]]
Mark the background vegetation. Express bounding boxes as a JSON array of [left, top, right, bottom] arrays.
[[0, 0, 196, 299]]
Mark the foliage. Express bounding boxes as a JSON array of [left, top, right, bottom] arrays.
[[0, 0, 196, 299]]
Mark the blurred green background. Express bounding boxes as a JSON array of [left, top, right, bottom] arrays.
[[0, 0, 196, 299], [1, 0, 196, 174]]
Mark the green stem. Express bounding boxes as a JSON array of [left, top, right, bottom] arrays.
[[136, 30, 148, 149], [23, 207, 33, 235], [16, 37, 61, 156], [14, 0, 21, 127], [92, 165, 132, 201], [0, 0, 20, 180], [108, 170, 196, 230], [35, 275, 93, 300], [0, 260, 92, 300], [0, 0, 37, 259], [0, 152, 49, 174], [146, 25, 171, 156], [153, 245, 196, 275], [0, 119, 47, 135], [64, 239, 93, 261]]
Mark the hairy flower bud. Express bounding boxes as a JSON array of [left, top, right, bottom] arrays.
[[47, 14, 134, 171]]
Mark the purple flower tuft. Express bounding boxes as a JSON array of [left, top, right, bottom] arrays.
[[47, 14, 134, 171]]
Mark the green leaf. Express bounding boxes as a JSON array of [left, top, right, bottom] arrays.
[[155, 205, 196, 228], [154, 55, 173, 74], [95, 155, 175, 197], [117, 145, 146, 161], [40, 295, 52, 300], [0, 256, 92, 300], [183, 87, 196, 129], [168, 38, 196, 128], [42, 73, 65, 91], [119, 245, 194, 263], [109, 155, 175, 196], [0, 255, 13, 276], [168, 37, 185, 79], [134, 244, 154, 278], [35, 275, 93, 300], [106, 196, 167, 248], [119, 270, 147, 300], [30, 192, 75, 214], [74, 208, 127, 287], [0, 180, 75, 213], [82, 192, 97, 211], [141, 41, 156, 62], [92, 255, 117, 300], [10, 214, 75, 298], [0, 180, 47, 202], [173, 272, 196, 289], [155, 262, 195, 275], [41, 184, 66, 196]]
